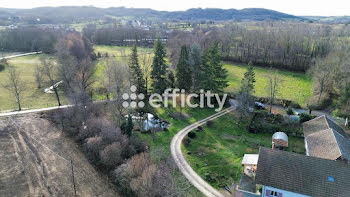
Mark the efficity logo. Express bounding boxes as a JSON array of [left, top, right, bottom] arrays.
[[122, 85, 145, 108], [122, 85, 227, 112]]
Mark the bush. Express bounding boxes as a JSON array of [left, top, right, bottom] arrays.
[[286, 108, 294, 115], [110, 152, 158, 196], [182, 137, 191, 146], [196, 126, 203, 131], [299, 113, 316, 123], [250, 111, 303, 136], [100, 127, 120, 144], [188, 131, 196, 139], [84, 136, 103, 163], [100, 142, 123, 169], [129, 135, 148, 153], [206, 120, 214, 127], [0, 64, 4, 72]]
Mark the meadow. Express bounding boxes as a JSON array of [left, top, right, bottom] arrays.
[[224, 63, 313, 107], [0, 55, 67, 112], [0, 46, 153, 112]]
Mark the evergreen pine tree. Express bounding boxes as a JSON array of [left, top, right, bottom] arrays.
[[200, 42, 228, 92], [167, 70, 175, 88], [129, 44, 146, 95], [189, 44, 202, 92], [176, 45, 192, 91], [151, 39, 168, 94], [125, 114, 133, 137], [240, 61, 256, 94]]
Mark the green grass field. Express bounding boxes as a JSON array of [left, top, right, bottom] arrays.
[[0, 46, 313, 112], [224, 63, 312, 107], [0, 55, 67, 112], [183, 112, 305, 189], [139, 106, 217, 153], [94, 45, 153, 59]]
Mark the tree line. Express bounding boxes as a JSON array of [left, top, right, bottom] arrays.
[[0, 27, 62, 53], [83, 25, 167, 47], [168, 21, 350, 72]]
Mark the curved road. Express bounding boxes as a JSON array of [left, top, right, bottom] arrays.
[[170, 102, 237, 197]]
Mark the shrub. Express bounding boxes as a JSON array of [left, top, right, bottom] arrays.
[[0, 63, 4, 72], [129, 135, 148, 153], [100, 127, 120, 144], [286, 108, 294, 115], [169, 111, 187, 120], [110, 153, 153, 196], [188, 131, 196, 139], [196, 126, 203, 131], [84, 136, 103, 163], [182, 137, 191, 146], [206, 120, 214, 127], [299, 113, 316, 123], [100, 142, 123, 169]]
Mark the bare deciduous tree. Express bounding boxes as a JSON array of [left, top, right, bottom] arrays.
[[266, 69, 281, 113], [55, 33, 95, 105], [4, 66, 26, 111], [105, 60, 130, 127], [40, 56, 62, 106], [140, 53, 152, 94], [34, 64, 44, 89]]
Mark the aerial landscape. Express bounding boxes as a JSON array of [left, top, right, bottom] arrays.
[[0, 1, 349, 197]]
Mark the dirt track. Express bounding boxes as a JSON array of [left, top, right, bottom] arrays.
[[0, 114, 118, 197]]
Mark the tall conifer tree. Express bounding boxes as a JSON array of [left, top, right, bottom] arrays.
[[151, 38, 168, 94], [176, 45, 192, 91], [240, 61, 256, 94], [200, 42, 228, 92], [129, 44, 146, 95]]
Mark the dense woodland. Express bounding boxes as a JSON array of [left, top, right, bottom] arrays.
[[83, 25, 166, 47], [0, 27, 61, 53]]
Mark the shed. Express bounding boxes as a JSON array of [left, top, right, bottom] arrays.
[[272, 132, 288, 150], [242, 154, 259, 177]]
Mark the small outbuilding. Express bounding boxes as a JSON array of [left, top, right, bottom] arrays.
[[241, 154, 259, 177], [272, 132, 288, 150]]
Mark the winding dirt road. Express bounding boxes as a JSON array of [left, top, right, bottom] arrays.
[[170, 102, 237, 197]]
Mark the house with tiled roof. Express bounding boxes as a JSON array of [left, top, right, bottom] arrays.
[[303, 115, 350, 163], [256, 147, 350, 197]]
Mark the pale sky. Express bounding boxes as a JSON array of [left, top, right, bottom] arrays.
[[1, 0, 349, 16]]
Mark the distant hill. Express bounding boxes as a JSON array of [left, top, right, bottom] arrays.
[[166, 8, 302, 21], [0, 6, 303, 24], [303, 16, 350, 24]]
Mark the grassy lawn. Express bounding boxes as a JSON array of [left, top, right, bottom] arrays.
[[0, 55, 67, 112], [183, 112, 305, 189], [94, 45, 153, 59], [224, 63, 312, 107], [139, 106, 217, 153]]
